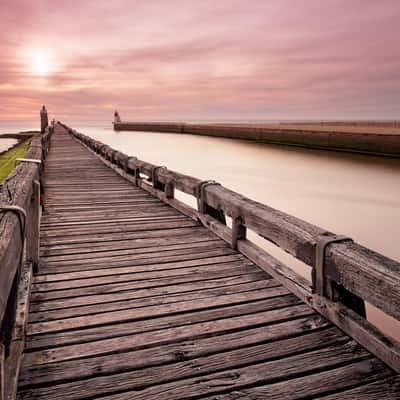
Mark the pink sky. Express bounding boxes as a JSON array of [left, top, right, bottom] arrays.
[[1, 0, 399, 122]]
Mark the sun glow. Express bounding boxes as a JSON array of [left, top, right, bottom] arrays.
[[32, 50, 52, 76]]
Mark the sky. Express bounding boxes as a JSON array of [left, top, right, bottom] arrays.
[[1, 0, 399, 122]]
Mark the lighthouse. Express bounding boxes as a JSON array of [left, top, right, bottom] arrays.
[[114, 110, 121, 124]]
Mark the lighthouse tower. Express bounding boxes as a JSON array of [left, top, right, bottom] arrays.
[[114, 110, 121, 124]]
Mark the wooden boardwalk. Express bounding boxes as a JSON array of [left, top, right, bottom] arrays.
[[15, 125, 400, 399]]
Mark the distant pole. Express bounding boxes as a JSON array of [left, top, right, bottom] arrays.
[[40, 105, 48, 133]]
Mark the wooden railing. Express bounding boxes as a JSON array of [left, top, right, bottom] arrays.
[[64, 123, 400, 373], [0, 124, 53, 399]]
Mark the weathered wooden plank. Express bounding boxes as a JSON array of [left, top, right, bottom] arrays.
[[313, 376, 400, 399], [36, 249, 241, 275], [40, 231, 216, 256], [62, 342, 377, 400], [39, 226, 207, 247], [206, 359, 393, 400], [28, 286, 290, 335], [24, 301, 308, 356], [37, 239, 227, 266], [28, 278, 277, 322], [41, 210, 180, 223], [41, 210, 180, 225], [17, 329, 351, 400], [19, 315, 331, 387], [29, 272, 269, 313], [31, 260, 253, 293], [41, 210, 182, 223], [29, 263, 259, 302], [40, 219, 199, 238], [33, 256, 257, 283]]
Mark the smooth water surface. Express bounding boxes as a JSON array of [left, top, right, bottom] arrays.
[[0, 138, 17, 152]]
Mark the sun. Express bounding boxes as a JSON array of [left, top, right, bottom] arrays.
[[32, 50, 51, 76]]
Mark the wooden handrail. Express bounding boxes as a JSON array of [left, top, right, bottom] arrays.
[[63, 123, 400, 372]]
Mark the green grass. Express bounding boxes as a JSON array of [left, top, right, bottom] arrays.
[[0, 139, 32, 183]]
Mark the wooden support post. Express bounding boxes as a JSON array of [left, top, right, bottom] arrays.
[[40, 105, 48, 133], [26, 180, 41, 274], [231, 216, 246, 249], [197, 181, 226, 225], [32, 180, 40, 274], [134, 167, 141, 186], [0, 270, 19, 399], [151, 166, 175, 199], [165, 182, 175, 199], [151, 166, 166, 192], [313, 234, 366, 318], [0, 342, 4, 400], [330, 282, 366, 318]]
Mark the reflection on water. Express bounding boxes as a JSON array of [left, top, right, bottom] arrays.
[[77, 125, 400, 340]]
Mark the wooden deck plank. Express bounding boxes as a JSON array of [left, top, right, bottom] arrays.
[[25, 299, 306, 353], [203, 359, 393, 400], [37, 240, 230, 266], [18, 315, 331, 387], [313, 376, 400, 399], [18, 331, 354, 400], [40, 232, 217, 256], [16, 124, 398, 399], [36, 250, 243, 275], [37, 345, 379, 400], [28, 286, 291, 335], [29, 272, 269, 313], [28, 278, 277, 322]]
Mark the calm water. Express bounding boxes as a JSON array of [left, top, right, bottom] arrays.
[[2, 121, 400, 339], [0, 138, 17, 152]]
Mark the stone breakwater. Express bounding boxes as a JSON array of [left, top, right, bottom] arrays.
[[114, 122, 400, 157]]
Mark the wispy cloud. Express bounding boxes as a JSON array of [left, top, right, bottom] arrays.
[[0, 0, 399, 121]]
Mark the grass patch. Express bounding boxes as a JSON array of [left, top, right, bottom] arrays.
[[0, 139, 32, 183]]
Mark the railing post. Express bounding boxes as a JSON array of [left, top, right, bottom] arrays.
[[134, 167, 141, 186], [0, 342, 4, 400], [196, 181, 226, 225], [151, 166, 175, 199], [40, 105, 48, 133], [27, 180, 41, 274], [231, 216, 246, 249], [151, 166, 166, 191], [313, 234, 366, 317], [165, 181, 175, 199]]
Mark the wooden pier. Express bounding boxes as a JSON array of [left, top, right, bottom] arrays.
[[0, 113, 399, 399]]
